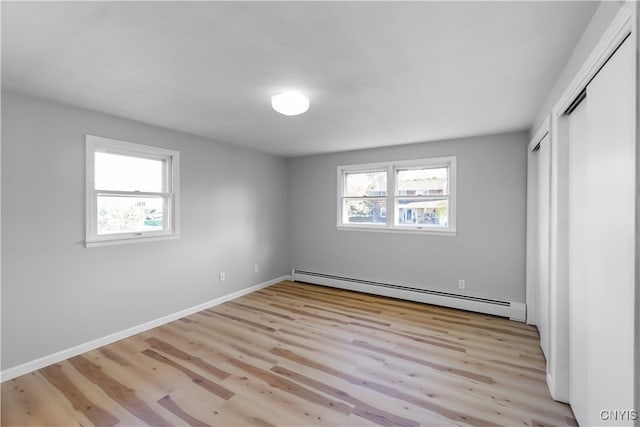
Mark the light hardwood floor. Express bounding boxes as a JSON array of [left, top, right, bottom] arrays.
[[2, 281, 576, 426]]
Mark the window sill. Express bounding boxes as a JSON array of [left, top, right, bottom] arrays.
[[85, 233, 180, 248], [336, 225, 456, 236]]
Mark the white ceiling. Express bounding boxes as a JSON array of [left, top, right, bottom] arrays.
[[2, 1, 598, 157]]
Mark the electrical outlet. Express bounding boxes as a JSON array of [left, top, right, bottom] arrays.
[[219, 272, 226, 282], [254, 265, 259, 273], [458, 279, 465, 289]]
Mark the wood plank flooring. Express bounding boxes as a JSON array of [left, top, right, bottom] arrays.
[[2, 281, 576, 426]]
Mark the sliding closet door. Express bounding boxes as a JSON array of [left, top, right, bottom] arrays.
[[568, 35, 635, 425], [567, 97, 588, 421], [537, 134, 551, 358], [584, 35, 635, 424], [526, 143, 540, 326]]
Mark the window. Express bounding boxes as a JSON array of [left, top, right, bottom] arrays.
[[337, 157, 456, 235], [341, 170, 387, 225], [85, 135, 180, 247]]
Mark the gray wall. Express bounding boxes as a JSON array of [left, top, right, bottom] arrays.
[[287, 131, 528, 303], [1, 91, 288, 370]]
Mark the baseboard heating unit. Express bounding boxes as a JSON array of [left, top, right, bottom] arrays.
[[291, 269, 526, 322]]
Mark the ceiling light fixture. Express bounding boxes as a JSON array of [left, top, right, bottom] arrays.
[[271, 91, 310, 116]]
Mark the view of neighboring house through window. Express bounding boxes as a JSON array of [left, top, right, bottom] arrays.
[[85, 135, 180, 247], [337, 156, 456, 234], [395, 167, 448, 226]]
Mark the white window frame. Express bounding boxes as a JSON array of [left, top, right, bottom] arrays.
[[85, 134, 180, 248], [337, 156, 456, 235]]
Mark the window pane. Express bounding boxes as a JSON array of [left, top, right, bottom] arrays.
[[344, 171, 387, 197], [95, 152, 164, 192], [97, 195, 165, 234], [343, 199, 386, 224], [396, 198, 448, 226], [397, 168, 448, 196]]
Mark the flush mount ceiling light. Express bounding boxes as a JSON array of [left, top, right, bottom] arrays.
[[271, 91, 310, 116]]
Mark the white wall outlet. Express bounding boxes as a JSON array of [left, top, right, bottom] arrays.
[[219, 272, 226, 282], [458, 279, 465, 289], [254, 264, 259, 273]]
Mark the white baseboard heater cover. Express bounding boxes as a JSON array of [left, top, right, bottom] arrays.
[[292, 270, 526, 322]]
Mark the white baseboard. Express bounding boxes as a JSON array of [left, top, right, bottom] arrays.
[[1, 275, 289, 382], [292, 270, 526, 322], [509, 302, 527, 322], [546, 370, 569, 404]]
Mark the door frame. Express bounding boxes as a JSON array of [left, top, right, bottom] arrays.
[[545, 0, 637, 403], [526, 117, 550, 329]]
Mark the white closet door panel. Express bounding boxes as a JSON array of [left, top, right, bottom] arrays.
[[584, 36, 635, 425], [537, 134, 551, 359], [567, 99, 588, 423], [526, 149, 539, 326]]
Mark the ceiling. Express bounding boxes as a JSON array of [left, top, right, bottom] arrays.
[[2, 1, 598, 157]]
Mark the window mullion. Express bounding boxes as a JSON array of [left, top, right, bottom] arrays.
[[396, 194, 449, 201], [387, 164, 395, 227], [96, 189, 170, 197], [342, 196, 386, 200]]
